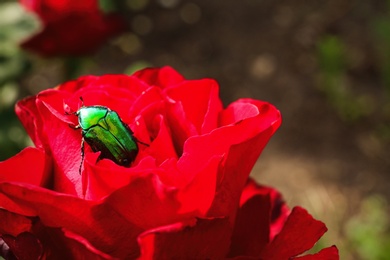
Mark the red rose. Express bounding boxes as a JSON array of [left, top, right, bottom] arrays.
[[19, 0, 126, 56], [0, 67, 338, 259]]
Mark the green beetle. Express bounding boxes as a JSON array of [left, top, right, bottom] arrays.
[[69, 98, 145, 173]]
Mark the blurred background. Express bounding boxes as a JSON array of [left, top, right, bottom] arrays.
[[0, 0, 389, 258]]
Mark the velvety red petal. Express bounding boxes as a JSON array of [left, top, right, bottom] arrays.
[[201, 80, 224, 134], [164, 79, 222, 134], [83, 155, 158, 200], [21, 11, 125, 57], [228, 179, 290, 258], [28, 223, 114, 259], [35, 91, 83, 196], [15, 96, 44, 148], [133, 66, 185, 89], [239, 179, 289, 241], [220, 100, 260, 126], [2, 232, 42, 260], [228, 191, 271, 258], [220, 99, 280, 129], [0, 172, 205, 257], [0, 209, 33, 236], [146, 115, 178, 164], [58, 230, 114, 259], [178, 112, 280, 219], [127, 86, 164, 120], [189, 99, 280, 220], [62, 75, 152, 124], [0, 182, 142, 258], [101, 173, 183, 230], [0, 147, 51, 187], [138, 217, 231, 259], [294, 245, 339, 260], [165, 98, 198, 154], [58, 75, 98, 93], [176, 155, 222, 215], [260, 207, 328, 259], [20, 0, 99, 22], [0, 212, 93, 259], [75, 74, 148, 94], [179, 99, 280, 184]]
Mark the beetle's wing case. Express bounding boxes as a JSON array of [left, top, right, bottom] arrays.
[[83, 126, 136, 166], [104, 110, 138, 151], [81, 108, 139, 167]]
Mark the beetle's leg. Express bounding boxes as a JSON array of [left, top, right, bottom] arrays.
[[134, 137, 150, 147], [64, 110, 77, 116], [79, 138, 85, 175], [64, 105, 80, 129], [68, 123, 81, 130]]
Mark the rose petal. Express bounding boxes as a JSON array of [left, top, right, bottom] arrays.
[[0, 147, 51, 187], [102, 173, 182, 230], [201, 80, 224, 134], [21, 7, 126, 57], [219, 99, 280, 128], [239, 179, 289, 241], [20, 0, 99, 23], [83, 155, 159, 200], [0, 182, 141, 258], [0, 209, 33, 236], [16, 89, 83, 196], [228, 179, 290, 258], [165, 99, 198, 154], [260, 207, 328, 259], [26, 223, 114, 259], [35, 93, 83, 196], [220, 101, 260, 126], [138, 217, 231, 259], [206, 129, 276, 219], [2, 232, 42, 260], [133, 66, 185, 89], [62, 76, 150, 125], [59, 230, 114, 260], [228, 189, 271, 257], [164, 79, 222, 134], [146, 115, 178, 164], [16, 96, 44, 148], [179, 99, 280, 182], [0, 171, 203, 258], [59, 74, 148, 96], [127, 86, 164, 120], [294, 245, 339, 260], [177, 155, 222, 215]]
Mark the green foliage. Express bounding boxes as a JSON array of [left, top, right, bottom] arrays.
[[98, 0, 117, 13], [0, 2, 39, 159], [372, 10, 390, 98], [316, 36, 372, 122], [0, 105, 30, 160], [124, 60, 152, 75], [0, 2, 38, 85], [345, 196, 390, 260]]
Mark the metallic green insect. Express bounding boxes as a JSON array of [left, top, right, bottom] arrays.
[[68, 98, 146, 173]]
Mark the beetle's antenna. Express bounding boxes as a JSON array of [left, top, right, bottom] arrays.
[[64, 97, 84, 116], [79, 138, 85, 175], [64, 102, 77, 115]]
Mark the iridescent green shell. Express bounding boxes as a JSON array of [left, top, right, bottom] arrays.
[[77, 106, 138, 167]]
